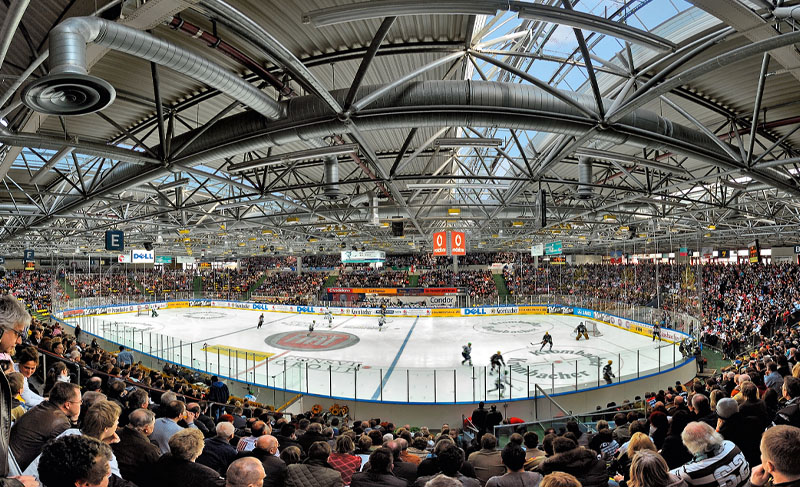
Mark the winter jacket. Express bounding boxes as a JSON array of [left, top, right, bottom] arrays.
[[111, 425, 161, 487], [415, 473, 480, 487], [539, 447, 608, 487], [286, 458, 343, 487], [717, 413, 763, 468], [468, 449, 505, 486], [660, 434, 692, 470], [152, 453, 225, 487], [9, 400, 71, 471], [197, 436, 239, 475], [350, 472, 407, 487], [485, 471, 543, 487], [0, 370, 23, 487], [239, 449, 288, 487]]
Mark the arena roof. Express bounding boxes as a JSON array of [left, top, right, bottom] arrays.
[[2, 0, 800, 259]]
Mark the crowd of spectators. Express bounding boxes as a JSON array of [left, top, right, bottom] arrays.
[[66, 273, 142, 298], [252, 272, 327, 305], [201, 269, 264, 299], [0, 271, 60, 311], [337, 271, 410, 288], [419, 270, 497, 299], [137, 270, 194, 296]]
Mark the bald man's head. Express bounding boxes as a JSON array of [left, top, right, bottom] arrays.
[[226, 457, 265, 487], [256, 435, 279, 454]]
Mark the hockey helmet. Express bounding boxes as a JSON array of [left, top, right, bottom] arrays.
[[468, 342, 472, 346], [497, 350, 501, 354], [607, 360, 613, 364]]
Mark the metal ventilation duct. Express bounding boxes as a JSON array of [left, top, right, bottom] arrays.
[[577, 156, 593, 199], [318, 156, 346, 201], [22, 17, 284, 119]]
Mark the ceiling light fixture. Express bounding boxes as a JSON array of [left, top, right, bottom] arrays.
[[227, 144, 359, 173], [434, 137, 503, 148], [406, 183, 511, 190]]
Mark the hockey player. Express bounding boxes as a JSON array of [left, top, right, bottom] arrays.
[[488, 370, 508, 397], [575, 322, 589, 341], [151, 308, 159, 318], [490, 351, 505, 375], [603, 360, 615, 384], [652, 323, 661, 342], [537, 331, 553, 351], [257, 313, 264, 329], [461, 343, 473, 366], [307, 320, 316, 336], [324, 310, 334, 327], [379, 303, 387, 317], [378, 315, 386, 331]]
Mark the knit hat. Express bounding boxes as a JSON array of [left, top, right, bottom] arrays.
[[716, 398, 739, 419]]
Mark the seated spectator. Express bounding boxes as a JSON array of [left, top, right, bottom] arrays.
[[298, 423, 328, 454], [523, 432, 545, 471], [14, 346, 43, 409], [539, 437, 607, 487], [6, 372, 25, 421], [539, 472, 581, 487], [238, 421, 269, 453], [197, 421, 238, 476], [414, 441, 479, 487], [152, 400, 188, 454], [738, 382, 770, 430], [774, 376, 800, 427], [659, 410, 693, 470], [350, 446, 406, 487], [10, 381, 80, 471], [628, 450, 686, 487], [715, 398, 763, 468], [275, 423, 301, 453], [281, 446, 302, 467], [749, 425, 800, 487], [468, 433, 505, 485], [112, 408, 161, 487], [38, 435, 113, 487], [239, 435, 287, 487], [226, 457, 266, 487], [485, 443, 542, 487], [153, 428, 225, 487], [613, 413, 631, 445], [286, 441, 342, 487], [354, 435, 372, 466], [610, 432, 657, 486], [327, 435, 362, 485], [670, 422, 750, 487]]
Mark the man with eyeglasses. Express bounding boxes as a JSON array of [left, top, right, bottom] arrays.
[[10, 381, 80, 473], [0, 294, 38, 486]]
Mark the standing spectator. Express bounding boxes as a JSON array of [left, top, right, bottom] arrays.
[[37, 435, 112, 487], [670, 422, 750, 487], [485, 406, 503, 436], [468, 434, 505, 485], [749, 425, 800, 487], [10, 381, 80, 471], [154, 428, 226, 487], [13, 347, 42, 410], [327, 435, 362, 485], [239, 435, 287, 487], [116, 346, 133, 368], [471, 402, 488, 440], [152, 400, 188, 454], [208, 376, 230, 420], [198, 422, 239, 476], [226, 457, 266, 487], [350, 447, 406, 487], [113, 408, 161, 487], [286, 441, 343, 487], [485, 443, 542, 487]]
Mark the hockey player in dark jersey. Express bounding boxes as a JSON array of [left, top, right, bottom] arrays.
[[652, 323, 661, 342], [575, 322, 589, 341], [536, 331, 553, 351], [603, 360, 615, 384], [490, 350, 505, 375]]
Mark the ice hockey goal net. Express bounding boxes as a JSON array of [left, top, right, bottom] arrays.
[[589, 320, 603, 337], [136, 306, 149, 317]]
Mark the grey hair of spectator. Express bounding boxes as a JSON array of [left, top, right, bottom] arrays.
[[424, 474, 463, 487], [383, 433, 394, 443], [160, 390, 178, 406], [0, 294, 31, 328], [216, 421, 235, 438], [226, 457, 265, 487], [82, 391, 107, 410], [681, 422, 724, 455], [129, 408, 155, 429]]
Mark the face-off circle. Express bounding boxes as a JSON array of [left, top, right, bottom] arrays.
[[265, 331, 360, 351], [101, 321, 158, 333], [473, 320, 544, 334]]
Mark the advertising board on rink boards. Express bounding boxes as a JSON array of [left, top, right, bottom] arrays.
[[518, 306, 547, 315]]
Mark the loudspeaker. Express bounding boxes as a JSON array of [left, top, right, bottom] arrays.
[[392, 221, 404, 237], [144, 242, 153, 251]]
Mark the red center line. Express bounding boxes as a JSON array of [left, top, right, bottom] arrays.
[[236, 350, 290, 377]]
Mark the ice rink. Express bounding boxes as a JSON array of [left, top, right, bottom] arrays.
[[85, 308, 685, 403]]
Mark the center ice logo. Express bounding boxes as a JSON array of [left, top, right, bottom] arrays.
[[474, 320, 542, 334], [265, 331, 360, 351]]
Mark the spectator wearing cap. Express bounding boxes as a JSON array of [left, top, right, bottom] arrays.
[[485, 443, 542, 487], [749, 425, 800, 487]]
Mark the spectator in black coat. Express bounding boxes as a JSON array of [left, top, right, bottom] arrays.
[[239, 435, 287, 487], [153, 428, 225, 487], [275, 423, 303, 454], [659, 410, 693, 470], [715, 398, 763, 468], [471, 402, 489, 440], [351, 447, 407, 487], [112, 408, 161, 486], [197, 421, 239, 476], [539, 437, 608, 487], [298, 423, 329, 454]]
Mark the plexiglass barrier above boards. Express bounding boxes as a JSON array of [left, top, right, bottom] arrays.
[[55, 300, 696, 404]]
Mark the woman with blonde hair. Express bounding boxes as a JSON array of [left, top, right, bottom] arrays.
[[611, 432, 657, 486], [628, 450, 686, 487]]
